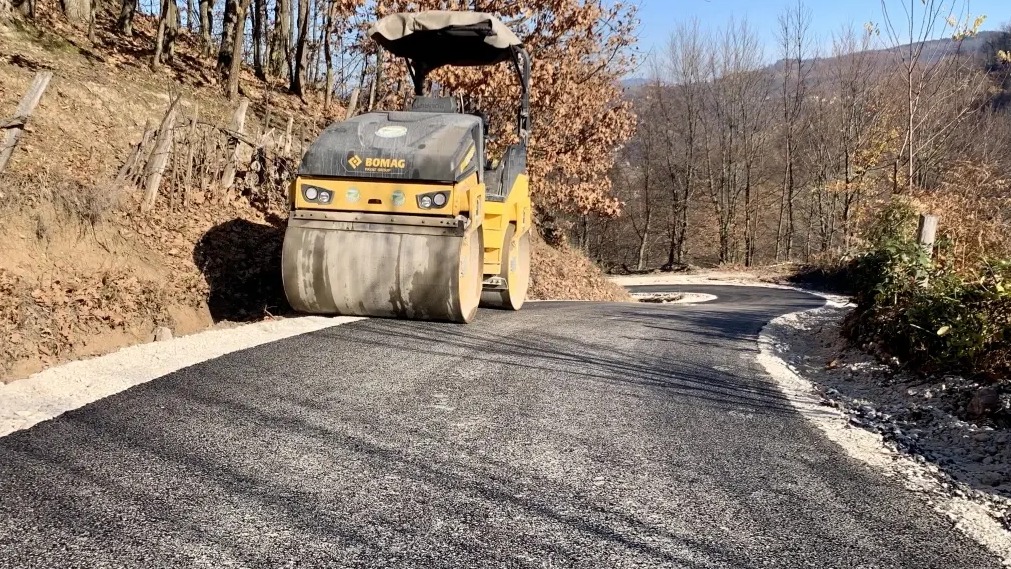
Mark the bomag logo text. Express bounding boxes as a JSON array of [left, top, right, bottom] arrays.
[[365, 158, 406, 169]]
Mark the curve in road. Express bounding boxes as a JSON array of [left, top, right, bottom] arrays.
[[0, 285, 1001, 567]]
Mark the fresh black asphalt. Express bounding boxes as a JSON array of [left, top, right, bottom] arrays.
[[0, 285, 1001, 567]]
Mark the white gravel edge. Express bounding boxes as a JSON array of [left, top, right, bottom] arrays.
[[629, 292, 718, 304], [0, 315, 362, 438], [610, 273, 797, 289], [757, 301, 1011, 565]]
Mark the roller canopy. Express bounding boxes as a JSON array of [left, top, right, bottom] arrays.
[[368, 11, 523, 68]]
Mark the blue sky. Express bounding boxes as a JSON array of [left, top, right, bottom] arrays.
[[628, 0, 1010, 75]]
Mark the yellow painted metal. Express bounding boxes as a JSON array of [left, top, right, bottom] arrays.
[[458, 144, 476, 175], [293, 176, 474, 216], [481, 173, 531, 275]]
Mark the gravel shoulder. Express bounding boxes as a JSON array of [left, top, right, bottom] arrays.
[[765, 303, 1011, 562], [0, 315, 362, 437]]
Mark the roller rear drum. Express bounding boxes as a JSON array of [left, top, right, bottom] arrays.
[[480, 224, 530, 310]]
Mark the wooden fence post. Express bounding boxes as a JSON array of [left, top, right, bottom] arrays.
[[0, 71, 53, 174], [917, 214, 938, 258], [283, 115, 293, 156], [345, 87, 361, 120], [183, 104, 198, 207], [114, 119, 155, 188], [917, 213, 938, 288], [142, 96, 181, 212], [220, 98, 248, 191]]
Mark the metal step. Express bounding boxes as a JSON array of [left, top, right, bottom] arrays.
[[482, 276, 507, 290]]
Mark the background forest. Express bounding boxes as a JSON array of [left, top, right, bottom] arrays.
[[1, 0, 1010, 379], [588, 4, 1010, 273]]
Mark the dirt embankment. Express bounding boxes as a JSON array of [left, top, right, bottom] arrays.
[[0, 15, 627, 383], [529, 234, 632, 302]]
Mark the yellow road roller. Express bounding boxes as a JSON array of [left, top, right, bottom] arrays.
[[281, 10, 533, 324]]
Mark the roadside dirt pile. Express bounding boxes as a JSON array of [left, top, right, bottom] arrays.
[[529, 233, 631, 302]]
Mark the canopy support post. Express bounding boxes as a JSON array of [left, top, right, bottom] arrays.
[[512, 48, 531, 142], [408, 60, 430, 96]]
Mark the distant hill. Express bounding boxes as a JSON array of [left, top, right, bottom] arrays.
[[629, 29, 1008, 90], [766, 30, 1004, 71]]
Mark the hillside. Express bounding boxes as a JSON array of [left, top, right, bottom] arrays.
[[0, 9, 630, 382], [623, 29, 1008, 91]]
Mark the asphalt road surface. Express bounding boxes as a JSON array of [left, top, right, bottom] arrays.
[[0, 285, 1001, 568]]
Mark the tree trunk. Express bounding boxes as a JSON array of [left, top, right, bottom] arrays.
[[269, 0, 290, 78], [87, 0, 98, 43], [13, 0, 35, 19], [322, 2, 334, 108], [61, 0, 90, 22], [288, 0, 310, 96], [227, 0, 252, 99], [907, 62, 915, 193], [367, 50, 383, 111], [152, 0, 167, 70], [217, 0, 238, 76], [251, 0, 265, 80], [785, 137, 795, 260], [199, 0, 214, 56], [186, 0, 194, 32], [636, 209, 651, 271], [744, 161, 756, 266], [117, 0, 136, 35], [307, 1, 321, 88], [166, 1, 180, 59]]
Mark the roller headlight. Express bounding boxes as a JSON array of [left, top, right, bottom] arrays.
[[304, 186, 318, 201], [417, 191, 449, 209], [317, 190, 332, 204]]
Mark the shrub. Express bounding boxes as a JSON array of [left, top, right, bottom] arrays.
[[844, 199, 1011, 381]]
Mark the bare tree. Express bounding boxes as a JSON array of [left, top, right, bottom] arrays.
[[879, 0, 987, 192], [227, 0, 253, 98], [289, 0, 311, 96], [60, 0, 91, 22], [323, 0, 336, 108], [153, 0, 180, 70], [117, 0, 137, 35], [252, 0, 266, 80], [217, 0, 239, 76], [269, 0, 291, 79], [700, 18, 767, 264], [199, 0, 214, 56], [774, 0, 814, 261], [654, 19, 705, 268], [9, 0, 35, 19]]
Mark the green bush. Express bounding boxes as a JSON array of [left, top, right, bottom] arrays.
[[844, 200, 1011, 380]]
